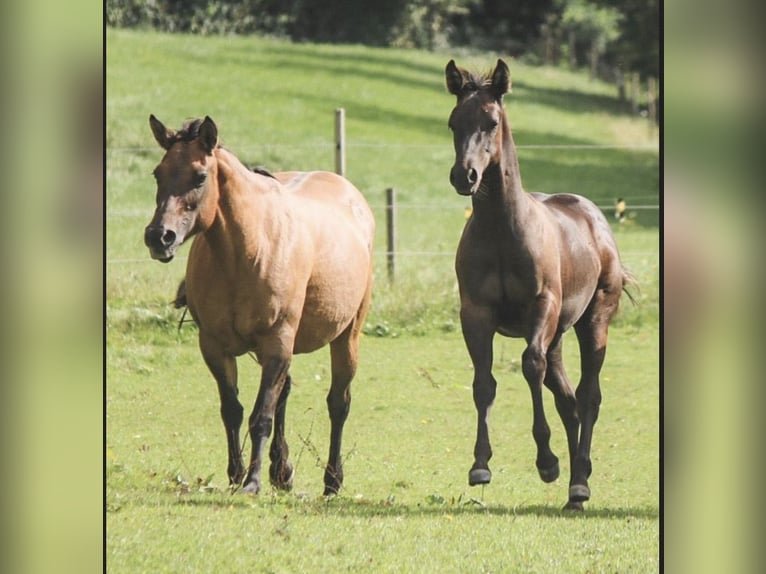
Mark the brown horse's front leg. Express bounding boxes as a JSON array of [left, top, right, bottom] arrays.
[[242, 356, 290, 495], [199, 335, 245, 486]]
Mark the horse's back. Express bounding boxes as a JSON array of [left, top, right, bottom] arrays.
[[534, 192, 618, 258], [532, 191, 624, 327], [275, 170, 375, 247]]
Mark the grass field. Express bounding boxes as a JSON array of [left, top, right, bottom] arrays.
[[107, 28, 659, 572]]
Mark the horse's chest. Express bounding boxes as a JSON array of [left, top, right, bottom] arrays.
[[187, 280, 286, 355]]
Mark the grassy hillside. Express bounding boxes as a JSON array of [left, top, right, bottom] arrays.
[[107, 29, 659, 573], [107, 28, 658, 336]]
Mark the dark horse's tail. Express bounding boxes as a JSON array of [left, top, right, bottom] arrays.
[[621, 267, 640, 307]]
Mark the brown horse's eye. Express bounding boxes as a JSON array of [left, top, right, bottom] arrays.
[[193, 172, 207, 187], [186, 201, 198, 212]]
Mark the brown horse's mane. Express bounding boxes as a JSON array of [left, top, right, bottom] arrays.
[[168, 118, 208, 146], [172, 118, 277, 180]]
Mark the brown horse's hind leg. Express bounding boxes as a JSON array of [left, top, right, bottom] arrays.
[[269, 373, 294, 490], [461, 303, 498, 486], [324, 323, 361, 496], [569, 286, 619, 507], [543, 335, 581, 509], [199, 334, 245, 486]]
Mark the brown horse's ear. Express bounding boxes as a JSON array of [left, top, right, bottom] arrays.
[[490, 59, 511, 100], [198, 116, 218, 153], [149, 114, 174, 150], [446, 60, 468, 97]]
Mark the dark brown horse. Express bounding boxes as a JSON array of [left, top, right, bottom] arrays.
[[445, 59, 635, 510], [144, 115, 375, 495]]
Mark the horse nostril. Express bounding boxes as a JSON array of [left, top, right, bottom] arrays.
[[467, 168, 478, 185], [449, 166, 458, 186], [161, 229, 176, 247], [144, 226, 176, 249]]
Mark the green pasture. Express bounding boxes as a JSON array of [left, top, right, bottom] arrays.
[[107, 29, 659, 572]]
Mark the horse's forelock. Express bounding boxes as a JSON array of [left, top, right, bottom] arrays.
[[165, 118, 218, 147], [460, 71, 493, 97]]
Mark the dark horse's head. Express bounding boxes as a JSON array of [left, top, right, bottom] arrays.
[[445, 59, 511, 196], [144, 115, 219, 262]]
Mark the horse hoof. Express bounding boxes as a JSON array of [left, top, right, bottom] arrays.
[[323, 483, 341, 497], [240, 481, 260, 495], [563, 500, 584, 511], [270, 462, 295, 491], [469, 468, 492, 486], [537, 461, 560, 483], [569, 484, 590, 502]]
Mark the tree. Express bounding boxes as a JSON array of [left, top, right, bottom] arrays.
[[560, 0, 622, 77]]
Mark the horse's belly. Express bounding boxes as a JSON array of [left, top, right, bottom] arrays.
[[491, 299, 525, 337]]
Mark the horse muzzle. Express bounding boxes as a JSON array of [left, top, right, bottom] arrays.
[[144, 225, 178, 263], [449, 164, 480, 196]]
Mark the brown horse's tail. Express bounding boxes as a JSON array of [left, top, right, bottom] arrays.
[[173, 279, 187, 308], [621, 267, 640, 307]]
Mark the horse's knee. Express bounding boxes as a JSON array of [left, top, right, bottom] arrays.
[[472, 375, 497, 407], [221, 399, 244, 428], [522, 346, 547, 385], [326, 386, 351, 420], [249, 413, 273, 438]]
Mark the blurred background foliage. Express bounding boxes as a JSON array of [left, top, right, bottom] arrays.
[[106, 0, 658, 80]]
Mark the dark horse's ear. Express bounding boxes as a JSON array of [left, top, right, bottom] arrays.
[[446, 59, 468, 97], [149, 114, 174, 150], [490, 59, 511, 101], [198, 116, 218, 153]]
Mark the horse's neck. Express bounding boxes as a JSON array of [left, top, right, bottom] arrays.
[[472, 127, 531, 232], [206, 149, 281, 262]]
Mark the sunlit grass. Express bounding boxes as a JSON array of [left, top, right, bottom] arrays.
[[107, 28, 658, 572]]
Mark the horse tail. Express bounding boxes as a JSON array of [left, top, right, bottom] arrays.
[[621, 267, 640, 307]]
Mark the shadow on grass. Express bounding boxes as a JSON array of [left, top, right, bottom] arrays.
[[145, 490, 658, 521]]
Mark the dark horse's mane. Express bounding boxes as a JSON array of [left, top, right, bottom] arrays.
[[460, 70, 494, 94], [172, 118, 277, 180]]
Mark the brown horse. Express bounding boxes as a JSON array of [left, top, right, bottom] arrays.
[[445, 59, 635, 510], [144, 115, 375, 495]]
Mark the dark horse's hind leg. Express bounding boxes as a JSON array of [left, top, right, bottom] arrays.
[[543, 335, 581, 509], [461, 304, 498, 486], [269, 374, 294, 490], [568, 285, 619, 508], [521, 295, 562, 485], [200, 334, 245, 486]]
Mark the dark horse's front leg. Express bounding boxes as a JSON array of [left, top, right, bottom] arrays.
[[241, 356, 291, 494], [199, 334, 245, 486], [461, 304, 498, 486]]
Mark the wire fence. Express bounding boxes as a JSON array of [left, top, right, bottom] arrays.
[[108, 136, 658, 267]]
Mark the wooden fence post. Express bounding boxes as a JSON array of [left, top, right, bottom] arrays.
[[386, 187, 396, 282], [647, 77, 657, 134], [335, 108, 346, 177], [616, 68, 625, 102], [631, 72, 640, 116]]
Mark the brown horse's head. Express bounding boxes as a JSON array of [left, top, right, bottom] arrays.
[[144, 115, 220, 262], [445, 59, 511, 196]]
